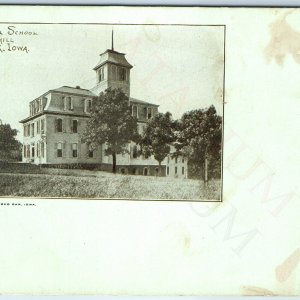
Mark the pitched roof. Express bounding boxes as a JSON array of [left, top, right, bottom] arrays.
[[52, 86, 96, 97], [129, 97, 159, 107], [93, 49, 133, 70]]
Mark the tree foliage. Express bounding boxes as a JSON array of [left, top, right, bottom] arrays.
[[81, 88, 138, 173], [140, 112, 174, 174], [175, 105, 222, 179], [0, 122, 22, 161]]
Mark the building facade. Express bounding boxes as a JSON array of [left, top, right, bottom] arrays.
[[20, 44, 187, 178]]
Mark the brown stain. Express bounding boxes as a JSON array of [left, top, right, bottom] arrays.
[[265, 11, 300, 65], [242, 285, 276, 296], [275, 248, 300, 282]]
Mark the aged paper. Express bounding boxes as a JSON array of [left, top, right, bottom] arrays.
[[0, 5, 299, 295]]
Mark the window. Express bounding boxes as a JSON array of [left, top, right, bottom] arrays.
[[64, 97, 73, 110], [132, 105, 138, 118], [99, 67, 104, 81], [167, 156, 170, 163], [37, 142, 40, 157], [175, 166, 177, 174], [132, 145, 138, 159], [57, 142, 63, 158], [85, 99, 92, 113], [31, 123, 34, 137], [36, 100, 39, 113], [143, 168, 148, 176], [143, 107, 147, 118], [182, 167, 185, 175], [23, 145, 26, 158], [26, 145, 30, 158], [119, 68, 126, 81], [23, 125, 26, 137], [72, 120, 78, 133], [68, 97, 73, 110], [63, 96, 72, 110], [155, 167, 159, 175], [182, 158, 185, 163], [55, 119, 63, 133], [41, 119, 45, 134], [175, 157, 178, 164], [37, 120, 40, 134], [147, 107, 152, 119], [112, 65, 117, 80], [41, 142, 45, 158], [31, 145, 35, 158], [39, 99, 43, 111], [167, 166, 169, 175], [35, 100, 39, 113], [88, 150, 94, 158], [72, 143, 78, 158]]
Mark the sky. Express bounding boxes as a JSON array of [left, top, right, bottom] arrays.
[[0, 23, 224, 139]]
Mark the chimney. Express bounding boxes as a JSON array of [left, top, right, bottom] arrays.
[[76, 86, 80, 89]]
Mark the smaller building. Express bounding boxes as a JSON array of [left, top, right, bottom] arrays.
[[165, 149, 188, 179]]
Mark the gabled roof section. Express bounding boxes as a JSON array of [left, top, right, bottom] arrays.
[[52, 86, 96, 97], [93, 49, 133, 70], [130, 97, 159, 107]]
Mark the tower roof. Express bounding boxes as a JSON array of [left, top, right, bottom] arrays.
[[93, 49, 133, 70]]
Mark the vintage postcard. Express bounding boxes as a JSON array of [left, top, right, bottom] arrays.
[[0, 5, 299, 296], [0, 21, 224, 201]]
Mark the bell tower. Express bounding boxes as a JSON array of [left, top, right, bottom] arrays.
[[91, 30, 133, 97]]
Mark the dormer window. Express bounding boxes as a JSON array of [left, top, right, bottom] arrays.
[[64, 96, 73, 110]]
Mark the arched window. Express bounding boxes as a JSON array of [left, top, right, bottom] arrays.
[[72, 120, 78, 133], [55, 118, 63, 132], [143, 168, 148, 176]]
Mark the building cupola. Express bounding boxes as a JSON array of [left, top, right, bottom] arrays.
[[91, 30, 133, 97]]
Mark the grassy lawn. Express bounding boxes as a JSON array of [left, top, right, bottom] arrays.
[[0, 170, 220, 200]]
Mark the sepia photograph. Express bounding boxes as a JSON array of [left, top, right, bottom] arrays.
[[0, 5, 299, 297], [0, 23, 224, 201]]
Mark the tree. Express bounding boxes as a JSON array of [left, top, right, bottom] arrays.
[[175, 105, 222, 180], [0, 122, 22, 161], [81, 88, 138, 173], [140, 112, 174, 175]]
